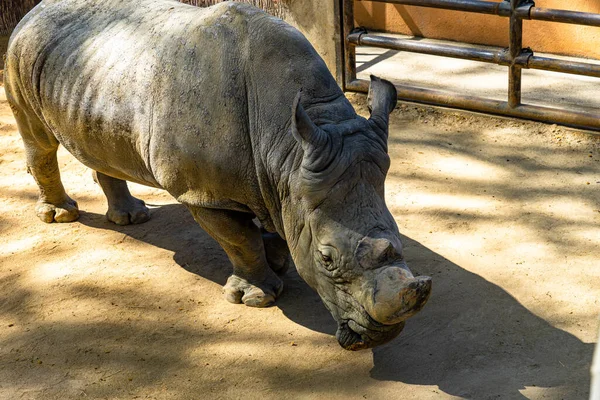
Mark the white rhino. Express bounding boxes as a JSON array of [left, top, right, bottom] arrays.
[[4, 0, 431, 349]]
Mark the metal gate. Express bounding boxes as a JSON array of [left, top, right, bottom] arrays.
[[342, 0, 600, 131]]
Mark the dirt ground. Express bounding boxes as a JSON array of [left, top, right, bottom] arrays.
[[0, 81, 599, 400]]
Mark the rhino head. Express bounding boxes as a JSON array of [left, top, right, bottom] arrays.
[[284, 76, 432, 350]]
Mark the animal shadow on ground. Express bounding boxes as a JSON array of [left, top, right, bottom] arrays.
[[79, 204, 593, 399]]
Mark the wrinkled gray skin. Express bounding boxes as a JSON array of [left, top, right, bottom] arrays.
[[4, 0, 431, 350]]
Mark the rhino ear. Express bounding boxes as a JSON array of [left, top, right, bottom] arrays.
[[367, 75, 397, 135], [292, 90, 325, 148]]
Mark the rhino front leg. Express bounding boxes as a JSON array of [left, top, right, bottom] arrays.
[[93, 171, 150, 226], [262, 230, 292, 276], [188, 206, 283, 307]]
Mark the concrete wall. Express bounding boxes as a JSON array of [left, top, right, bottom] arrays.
[[355, 0, 600, 59], [282, 0, 342, 83]]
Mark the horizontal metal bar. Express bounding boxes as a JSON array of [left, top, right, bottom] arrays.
[[348, 32, 510, 64], [527, 55, 600, 78], [528, 7, 600, 27], [360, 0, 600, 27], [350, 32, 600, 78], [347, 79, 600, 131], [358, 0, 510, 16]]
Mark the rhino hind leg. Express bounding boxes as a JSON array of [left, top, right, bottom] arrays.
[[93, 171, 150, 226], [261, 230, 292, 276], [188, 206, 283, 307], [13, 110, 79, 223]]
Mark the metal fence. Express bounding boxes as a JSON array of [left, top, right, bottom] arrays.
[[342, 0, 600, 131]]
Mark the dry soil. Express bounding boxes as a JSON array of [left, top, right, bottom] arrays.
[[0, 84, 599, 399]]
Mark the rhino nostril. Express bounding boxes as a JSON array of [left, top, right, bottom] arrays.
[[409, 276, 432, 291], [408, 280, 420, 290]]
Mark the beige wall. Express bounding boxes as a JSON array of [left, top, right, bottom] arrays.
[[283, 0, 342, 82], [355, 0, 600, 59]]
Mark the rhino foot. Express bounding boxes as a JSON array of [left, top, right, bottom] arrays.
[[223, 272, 283, 308], [106, 198, 150, 226], [36, 197, 79, 223]]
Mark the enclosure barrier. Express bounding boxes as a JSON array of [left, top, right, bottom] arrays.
[[343, 0, 600, 131]]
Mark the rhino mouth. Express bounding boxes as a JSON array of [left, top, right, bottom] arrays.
[[336, 316, 405, 351], [319, 293, 406, 350]]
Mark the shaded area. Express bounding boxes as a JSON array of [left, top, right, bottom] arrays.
[[372, 236, 593, 399], [78, 205, 336, 336]]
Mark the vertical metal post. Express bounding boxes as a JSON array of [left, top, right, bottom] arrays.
[[342, 0, 356, 90], [334, 0, 345, 86], [508, 0, 524, 108]]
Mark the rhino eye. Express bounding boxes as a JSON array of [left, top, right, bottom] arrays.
[[318, 249, 334, 267], [321, 254, 333, 265]]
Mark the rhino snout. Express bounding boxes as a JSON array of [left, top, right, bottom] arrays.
[[364, 266, 432, 325]]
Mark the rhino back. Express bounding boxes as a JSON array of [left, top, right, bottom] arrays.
[[7, 1, 258, 195], [6, 0, 352, 224]]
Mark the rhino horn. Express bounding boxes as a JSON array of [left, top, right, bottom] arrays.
[[291, 90, 325, 148], [363, 266, 432, 325], [356, 237, 401, 268], [367, 75, 397, 136]]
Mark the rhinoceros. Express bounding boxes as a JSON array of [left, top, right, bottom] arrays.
[[4, 0, 431, 350]]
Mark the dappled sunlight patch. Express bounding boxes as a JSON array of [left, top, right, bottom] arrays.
[[431, 232, 487, 256], [393, 192, 493, 213], [509, 240, 556, 261], [0, 235, 42, 256], [34, 249, 138, 281], [470, 223, 554, 255], [481, 126, 524, 137], [518, 195, 600, 226], [563, 226, 600, 249], [0, 172, 35, 189], [35, 258, 87, 281], [429, 155, 509, 181]]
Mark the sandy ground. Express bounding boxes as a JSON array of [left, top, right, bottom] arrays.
[[0, 82, 599, 400]]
